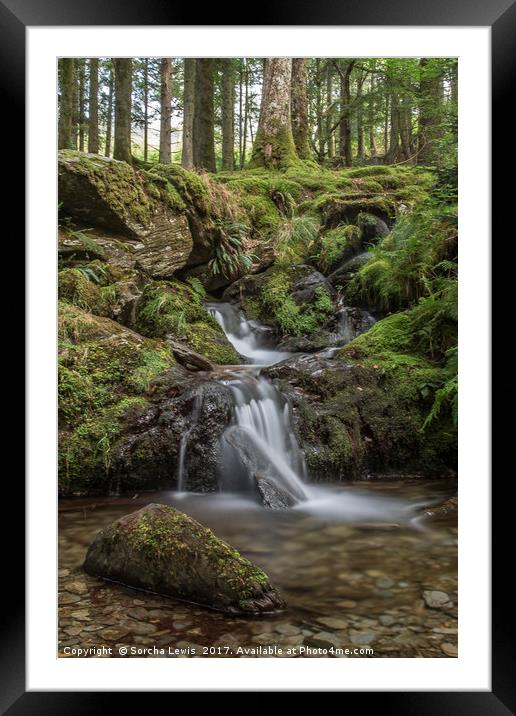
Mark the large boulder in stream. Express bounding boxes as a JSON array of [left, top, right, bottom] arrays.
[[84, 503, 285, 614]]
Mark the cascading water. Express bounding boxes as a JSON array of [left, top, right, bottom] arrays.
[[206, 302, 309, 506]]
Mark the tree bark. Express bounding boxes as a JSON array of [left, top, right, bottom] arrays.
[[291, 58, 311, 160], [114, 58, 133, 164], [221, 59, 235, 171], [356, 68, 365, 161], [250, 58, 297, 169], [337, 60, 354, 167], [104, 66, 114, 157], [193, 59, 216, 172], [181, 58, 195, 170], [159, 58, 172, 164], [368, 74, 377, 156], [325, 61, 334, 159], [78, 60, 86, 152], [418, 58, 443, 164], [143, 58, 149, 162], [241, 59, 249, 168], [87, 58, 99, 154], [58, 58, 75, 150]]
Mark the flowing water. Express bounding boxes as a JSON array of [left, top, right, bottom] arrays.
[[58, 300, 457, 658]]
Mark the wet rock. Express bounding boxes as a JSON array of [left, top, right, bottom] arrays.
[[290, 269, 334, 305], [422, 590, 452, 609], [421, 494, 458, 522], [316, 617, 349, 630], [349, 629, 377, 645], [83, 503, 286, 615], [357, 212, 389, 243], [255, 476, 298, 510]]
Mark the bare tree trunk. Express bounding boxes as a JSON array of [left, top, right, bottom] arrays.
[[250, 58, 297, 169], [386, 88, 400, 163], [325, 61, 334, 159], [418, 58, 443, 164], [158, 58, 172, 163], [113, 58, 133, 164], [181, 58, 195, 170], [221, 59, 235, 171], [58, 58, 75, 150], [368, 74, 377, 156], [337, 60, 354, 167], [315, 58, 324, 160], [193, 59, 216, 172], [356, 68, 365, 161], [291, 58, 311, 159], [241, 59, 249, 168], [78, 60, 86, 152], [143, 58, 149, 162], [104, 66, 113, 157], [87, 58, 99, 154], [384, 90, 389, 156]]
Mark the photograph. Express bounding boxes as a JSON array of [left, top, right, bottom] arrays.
[[56, 55, 460, 660]]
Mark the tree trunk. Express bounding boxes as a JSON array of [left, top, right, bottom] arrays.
[[356, 68, 365, 161], [159, 58, 172, 164], [291, 58, 311, 160], [87, 58, 99, 154], [221, 59, 235, 171], [418, 58, 443, 164], [181, 58, 195, 170], [58, 58, 75, 150], [368, 74, 377, 156], [113, 58, 133, 164], [386, 89, 400, 163], [325, 61, 334, 159], [193, 59, 216, 172], [250, 58, 297, 169], [241, 59, 249, 168], [315, 59, 324, 160], [104, 66, 114, 157], [78, 60, 86, 152], [399, 95, 412, 161], [143, 59, 149, 162], [338, 60, 354, 168]]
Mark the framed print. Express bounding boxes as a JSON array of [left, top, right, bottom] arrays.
[[3, 0, 511, 708]]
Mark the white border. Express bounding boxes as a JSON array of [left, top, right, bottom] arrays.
[[27, 26, 490, 691]]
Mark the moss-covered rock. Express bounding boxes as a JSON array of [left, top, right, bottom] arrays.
[[266, 310, 457, 479], [135, 278, 240, 364], [84, 503, 285, 614], [59, 152, 193, 277]]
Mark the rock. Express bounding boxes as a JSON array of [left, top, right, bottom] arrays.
[[255, 476, 298, 510], [422, 590, 453, 609], [421, 494, 458, 522], [357, 212, 390, 243], [290, 269, 334, 305], [349, 629, 376, 645], [58, 152, 193, 278], [83, 504, 285, 615], [440, 642, 458, 657], [327, 252, 373, 287], [316, 616, 349, 630], [168, 340, 215, 372]]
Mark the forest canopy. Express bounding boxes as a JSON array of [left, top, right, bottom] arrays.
[[58, 57, 457, 175]]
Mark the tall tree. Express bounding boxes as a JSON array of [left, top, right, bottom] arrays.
[[368, 73, 378, 156], [291, 58, 311, 160], [325, 61, 335, 159], [418, 58, 444, 164], [250, 58, 297, 169], [181, 59, 196, 169], [78, 60, 86, 152], [159, 58, 172, 163], [221, 59, 235, 171], [88, 58, 99, 154], [193, 59, 216, 172], [58, 58, 75, 150], [336, 59, 355, 167], [113, 58, 133, 164], [104, 64, 114, 157]]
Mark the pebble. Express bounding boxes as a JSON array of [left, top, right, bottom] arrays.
[[275, 623, 301, 636], [376, 577, 395, 589], [422, 590, 452, 609], [349, 629, 376, 645], [316, 617, 349, 630], [65, 580, 89, 595], [441, 642, 458, 657]]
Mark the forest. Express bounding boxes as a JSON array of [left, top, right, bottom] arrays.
[[58, 57, 458, 659]]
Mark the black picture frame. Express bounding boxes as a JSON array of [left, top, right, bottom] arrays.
[[4, 0, 512, 709]]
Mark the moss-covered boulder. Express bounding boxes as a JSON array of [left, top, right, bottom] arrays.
[[83, 503, 285, 614], [266, 312, 457, 479], [135, 278, 240, 364], [58, 152, 193, 277]]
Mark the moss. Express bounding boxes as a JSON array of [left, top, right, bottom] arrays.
[[135, 279, 240, 364], [316, 224, 361, 273], [58, 268, 115, 316], [256, 266, 334, 337]]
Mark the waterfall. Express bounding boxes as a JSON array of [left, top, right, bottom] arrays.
[[176, 392, 202, 492]]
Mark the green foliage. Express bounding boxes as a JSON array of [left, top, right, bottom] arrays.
[[346, 199, 458, 312], [275, 215, 320, 264], [317, 224, 361, 273], [209, 219, 255, 278]]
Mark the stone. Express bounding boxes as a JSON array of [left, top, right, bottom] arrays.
[[83, 503, 285, 615], [349, 629, 377, 645], [422, 590, 452, 609], [316, 617, 349, 630], [440, 642, 458, 657]]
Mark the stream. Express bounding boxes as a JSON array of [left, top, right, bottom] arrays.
[[59, 300, 457, 658]]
